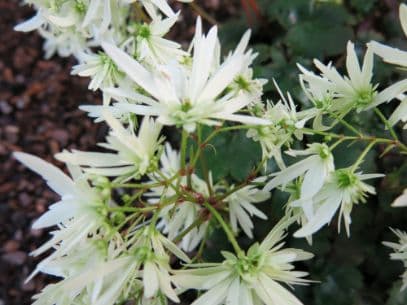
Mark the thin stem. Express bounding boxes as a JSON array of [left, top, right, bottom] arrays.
[[194, 225, 210, 262], [112, 181, 162, 189], [374, 108, 399, 142], [173, 218, 203, 243], [329, 138, 347, 150], [189, 2, 217, 25], [302, 127, 407, 154], [203, 125, 255, 145], [329, 111, 362, 136], [180, 129, 189, 171], [351, 140, 377, 172], [204, 202, 243, 255]]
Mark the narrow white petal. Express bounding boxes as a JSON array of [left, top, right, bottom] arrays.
[[369, 79, 407, 108], [400, 4, 407, 37], [14, 12, 44, 32], [102, 42, 161, 100], [368, 41, 407, 67], [143, 262, 159, 298], [294, 192, 342, 237], [14, 152, 75, 197], [263, 157, 317, 192]]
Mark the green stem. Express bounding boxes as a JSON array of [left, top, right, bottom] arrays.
[[329, 138, 346, 150], [173, 218, 203, 243], [112, 181, 162, 189], [303, 127, 407, 154], [189, 2, 217, 25], [180, 129, 189, 171], [374, 108, 399, 142], [203, 125, 256, 145], [195, 225, 210, 262], [351, 140, 377, 172], [204, 202, 243, 255], [329, 111, 362, 136]]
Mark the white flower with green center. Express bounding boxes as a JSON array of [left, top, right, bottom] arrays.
[[101, 19, 270, 133], [72, 51, 123, 91], [247, 82, 312, 168], [145, 143, 209, 252], [173, 218, 313, 305], [129, 14, 188, 66], [32, 228, 189, 305], [297, 63, 338, 130], [224, 181, 270, 238], [383, 229, 407, 290], [308, 41, 407, 112], [56, 110, 163, 182], [13, 152, 113, 278], [31, 238, 120, 281], [15, 0, 128, 56], [264, 143, 335, 219], [228, 49, 267, 102], [294, 168, 384, 238]]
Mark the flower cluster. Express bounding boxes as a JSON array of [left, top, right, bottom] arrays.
[[13, 1, 407, 304]]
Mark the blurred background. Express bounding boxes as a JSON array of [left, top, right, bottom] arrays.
[[1, 0, 407, 304]]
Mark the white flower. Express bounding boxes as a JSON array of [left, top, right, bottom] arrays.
[[32, 228, 188, 305], [72, 51, 123, 91], [294, 168, 384, 238], [129, 14, 188, 66], [228, 49, 267, 102], [56, 111, 163, 181], [39, 26, 90, 58], [306, 41, 407, 112], [15, 1, 80, 32], [297, 63, 337, 130], [368, 4, 407, 68], [264, 143, 335, 218], [145, 143, 209, 252], [224, 181, 270, 238], [13, 152, 112, 277], [173, 218, 313, 305], [101, 19, 269, 132], [383, 229, 407, 290], [247, 82, 312, 168]]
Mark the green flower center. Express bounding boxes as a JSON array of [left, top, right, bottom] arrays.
[[354, 88, 375, 108], [318, 144, 331, 159], [315, 96, 333, 110], [335, 169, 357, 188], [75, 0, 86, 13], [137, 24, 151, 39], [234, 75, 251, 92]]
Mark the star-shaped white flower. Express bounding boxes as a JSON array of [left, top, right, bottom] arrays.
[[101, 18, 269, 132], [56, 111, 163, 181], [173, 218, 313, 305]]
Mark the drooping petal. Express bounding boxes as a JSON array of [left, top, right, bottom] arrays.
[[14, 152, 75, 197]]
